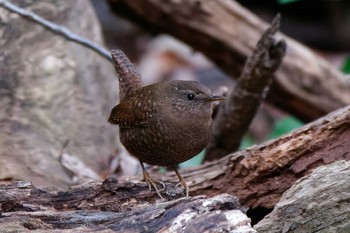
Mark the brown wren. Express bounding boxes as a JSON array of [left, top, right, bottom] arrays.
[[108, 49, 224, 197]]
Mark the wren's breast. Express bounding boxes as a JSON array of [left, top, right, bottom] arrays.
[[120, 117, 212, 167]]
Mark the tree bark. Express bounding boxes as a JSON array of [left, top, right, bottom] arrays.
[[0, 0, 117, 187], [0, 180, 255, 232], [255, 160, 350, 233], [108, 0, 350, 121]]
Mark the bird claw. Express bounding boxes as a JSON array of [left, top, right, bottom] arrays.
[[158, 180, 166, 191], [140, 162, 165, 198], [174, 168, 189, 197], [175, 182, 182, 189], [139, 161, 189, 198], [175, 181, 189, 197], [141, 178, 166, 193]]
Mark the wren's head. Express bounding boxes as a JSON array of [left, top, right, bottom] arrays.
[[159, 80, 224, 119]]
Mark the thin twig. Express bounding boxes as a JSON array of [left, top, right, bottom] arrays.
[[0, 0, 112, 62]]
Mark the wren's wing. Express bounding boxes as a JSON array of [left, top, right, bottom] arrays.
[[111, 49, 143, 101], [108, 94, 155, 129]]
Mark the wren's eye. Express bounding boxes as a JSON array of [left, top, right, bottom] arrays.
[[187, 93, 195, 101]]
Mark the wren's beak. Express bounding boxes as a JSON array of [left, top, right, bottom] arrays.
[[206, 95, 225, 102]]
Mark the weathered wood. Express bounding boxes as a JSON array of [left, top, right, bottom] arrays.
[[254, 160, 350, 232], [206, 14, 286, 160], [0, 180, 255, 232], [159, 105, 350, 209], [108, 0, 350, 121], [0, 0, 117, 187]]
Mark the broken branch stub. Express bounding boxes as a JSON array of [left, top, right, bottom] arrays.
[[206, 14, 286, 161]]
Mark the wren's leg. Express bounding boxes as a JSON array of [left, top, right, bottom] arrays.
[[173, 166, 189, 197], [139, 160, 164, 198]]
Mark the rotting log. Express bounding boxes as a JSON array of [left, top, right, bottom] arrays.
[[108, 0, 350, 121], [0, 180, 255, 232]]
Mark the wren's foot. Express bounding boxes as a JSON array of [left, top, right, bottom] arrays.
[[140, 161, 164, 198], [141, 174, 165, 197], [174, 166, 189, 197]]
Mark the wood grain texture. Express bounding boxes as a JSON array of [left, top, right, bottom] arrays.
[[0, 180, 255, 232]]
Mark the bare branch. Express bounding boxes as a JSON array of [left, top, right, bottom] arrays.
[[0, 0, 112, 62]]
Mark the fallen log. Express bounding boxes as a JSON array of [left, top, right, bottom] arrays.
[[0, 180, 255, 232]]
